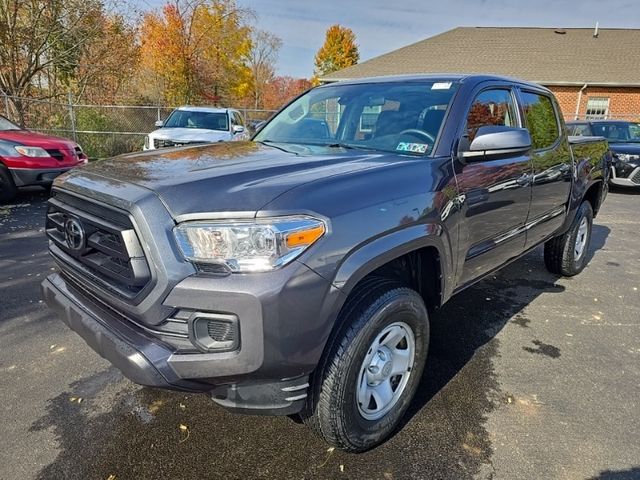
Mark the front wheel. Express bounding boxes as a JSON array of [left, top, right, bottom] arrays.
[[544, 201, 594, 276], [302, 278, 429, 452], [0, 166, 18, 204]]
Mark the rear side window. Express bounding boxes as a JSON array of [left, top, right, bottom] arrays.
[[465, 89, 517, 142], [521, 92, 559, 150]]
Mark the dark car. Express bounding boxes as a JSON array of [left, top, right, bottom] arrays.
[[0, 115, 87, 203], [43, 75, 609, 452], [567, 120, 640, 187]]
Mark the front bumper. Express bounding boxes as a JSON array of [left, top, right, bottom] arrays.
[[610, 163, 640, 187], [42, 264, 330, 414], [10, 167, 76, 187], [42, 274, 205, 391]]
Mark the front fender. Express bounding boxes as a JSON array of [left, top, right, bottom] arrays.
[[305, 221, 454, 371], [332, 223, 452, 298]]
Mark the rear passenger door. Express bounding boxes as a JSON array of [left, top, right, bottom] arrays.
[[518, 90, 572, 249], [454, 86, 533, 287]]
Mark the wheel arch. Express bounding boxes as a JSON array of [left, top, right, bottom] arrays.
[[318, 223, 452, 350]]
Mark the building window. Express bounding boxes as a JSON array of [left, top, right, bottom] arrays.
[[585, 97, 609, 119]]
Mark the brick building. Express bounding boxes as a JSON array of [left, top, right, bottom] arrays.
[[322, 27, 640, 121]]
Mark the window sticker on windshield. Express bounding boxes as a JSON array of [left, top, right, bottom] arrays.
[[397, 142, 429, 153], [431, 82, 452, 90]]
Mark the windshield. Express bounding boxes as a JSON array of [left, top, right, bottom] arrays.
[[0, 116, 21, 131], [163, 110, 229, 131], [591, 122, 640, 143], [255, 80, 459, 155]]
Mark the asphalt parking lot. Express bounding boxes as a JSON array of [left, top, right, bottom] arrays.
[[1, 187, 639, 480]]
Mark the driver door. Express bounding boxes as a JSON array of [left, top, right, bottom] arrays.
[[454, 87, 533, 287]]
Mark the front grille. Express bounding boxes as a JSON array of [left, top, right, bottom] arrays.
[[154, 139, 177, 149], [153, 138, 203, 149], [46, 149, 64, 161], [46, 190, 151, 300], [631, 168, 640, 185]]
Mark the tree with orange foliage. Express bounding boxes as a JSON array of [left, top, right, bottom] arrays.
[[314, 25, 359, 80], [262, 76, 312, 111], [139, 0, 252, 106]]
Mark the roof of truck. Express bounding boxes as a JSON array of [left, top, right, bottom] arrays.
[[318, 73, 550, 92]]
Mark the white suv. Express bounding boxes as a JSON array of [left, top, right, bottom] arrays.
[[144, 106, 250, 150]]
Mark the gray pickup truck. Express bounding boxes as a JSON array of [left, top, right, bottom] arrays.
[[42, 75, 610, 452]]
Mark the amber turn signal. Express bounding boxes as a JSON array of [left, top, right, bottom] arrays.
[[286, 224, 326, 249]]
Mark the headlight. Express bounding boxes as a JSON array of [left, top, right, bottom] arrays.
[[174, 216, 327, 272], [14, 145, 50, 157], [615, 153, 639, 162]]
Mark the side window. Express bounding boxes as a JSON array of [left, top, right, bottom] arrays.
[[570, 124, 591, 136], [520, 92, 559, 150], [466, 89, 517, 142], [233, 112, 245, 127]]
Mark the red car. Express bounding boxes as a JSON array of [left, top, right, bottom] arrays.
[[0, 115, 87, 202]]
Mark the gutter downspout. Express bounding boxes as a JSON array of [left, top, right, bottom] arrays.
[[574, 83, 588, 120]]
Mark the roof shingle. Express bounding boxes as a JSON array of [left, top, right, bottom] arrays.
[[322, 27, 640, 86]]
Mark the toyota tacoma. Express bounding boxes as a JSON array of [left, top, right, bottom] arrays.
[[42, 75, 610, 451]]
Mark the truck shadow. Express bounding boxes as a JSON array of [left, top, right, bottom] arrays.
[[30, 226, 610, 480], [396, 222, 610, 474]]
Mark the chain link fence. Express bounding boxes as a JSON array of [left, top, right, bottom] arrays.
[[3, 93, 638, 160], [1, 93, 277, 159]]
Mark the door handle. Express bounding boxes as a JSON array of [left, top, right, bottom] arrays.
[[516, 173, 532, 186]]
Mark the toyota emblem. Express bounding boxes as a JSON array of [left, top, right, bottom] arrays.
[[64, 217, 85, 251]]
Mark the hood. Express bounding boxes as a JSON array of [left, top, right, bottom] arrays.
[[609, 143, 640, 155], [150, 127, 230, 143], [0, 129, 77, 149], [59, 141, 389, 218]]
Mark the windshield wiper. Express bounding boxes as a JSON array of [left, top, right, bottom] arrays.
[[323, 142, 380, 152], [255, 140, 299, 155]]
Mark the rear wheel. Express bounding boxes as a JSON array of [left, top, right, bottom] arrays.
[[544, 201, 593, 276], [0, 166, 18, 204], [302, 278, 429, 452]]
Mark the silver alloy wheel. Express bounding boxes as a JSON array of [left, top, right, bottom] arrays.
[[574, 216, 589, 260], [356, 322, 416, 421]]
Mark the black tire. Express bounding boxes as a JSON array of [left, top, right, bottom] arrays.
[[301, 277, 429, 452], [544, 201, 594, 276], [0, 166, 18, 204]]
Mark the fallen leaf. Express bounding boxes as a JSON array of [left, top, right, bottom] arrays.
[[179, 403, 186, 410], [148, 400, 164, 414], [340, 464, 344, 472], [179, 424, 190, 443], [106, 475, 117, 480], [318, 447, 335, 468]]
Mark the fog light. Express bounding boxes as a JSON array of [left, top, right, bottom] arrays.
[[189, 312, 240, 352]]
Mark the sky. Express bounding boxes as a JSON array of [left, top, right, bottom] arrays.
[[145, 0, 640, 78]]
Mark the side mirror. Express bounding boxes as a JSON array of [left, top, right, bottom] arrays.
[[155, 120, 164, 128], [460, 126, 531, 161], [232, 125, 245, 134]]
